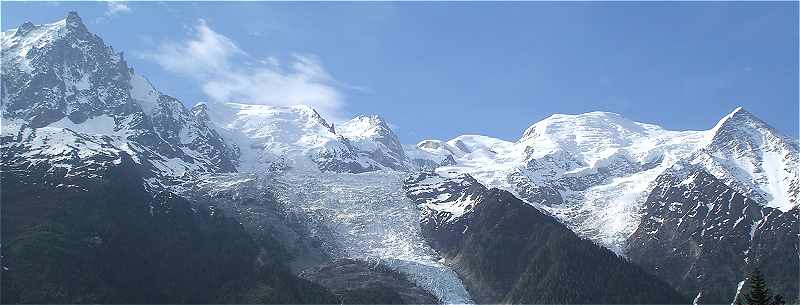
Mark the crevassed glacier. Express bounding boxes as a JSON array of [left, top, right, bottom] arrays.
[[268, 169, 473, 304]]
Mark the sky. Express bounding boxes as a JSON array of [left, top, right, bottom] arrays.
[[2, 1, 798, 142]]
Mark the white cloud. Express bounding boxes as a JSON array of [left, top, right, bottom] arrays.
[[106, 1, 131, 15], [148, 19, 242, 77], [96, 1, 131, 23], [144, 20, 346, 121]]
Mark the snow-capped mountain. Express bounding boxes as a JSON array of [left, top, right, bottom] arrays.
[[406, 109, 798, 252], [337, 115, 411, 171], [682, 107, 799, 211], [202, 102, 411, 174], [403, 109, 798, 302], [1, 13, 471, 304], [1, 12, 238, 184], [3, 12, 797, 305], [2, 12, 130, 126]]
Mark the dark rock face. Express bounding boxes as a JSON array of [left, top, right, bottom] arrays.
[[508, 171, 564, 205], [404, 173, 687, 304], [405, 172, 487, 253], [174, 173, 331, 273], [0, 154, 334, 304], [300, 259, 439, 304], [626, 169, 798, 304], [410, 157, 440, 171], [314, 149, 379, 174], [410, 154, 456, 171], [747, 207, 799, 303], [147, 95, 239, 172]]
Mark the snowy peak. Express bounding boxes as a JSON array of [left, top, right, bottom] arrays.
[[510, 110, 706, 182], [7, 11, 87, 38], [2, 13, 240, 180], [207, 103, 339, 147], [404, 135, 515, 174], [191, 103, 212, 122], [338, 115, 392, 138], [3, 11, 93, 57], [306, 106, 336, 134], [204, 103, 369, 173], [711, 106, 754, 131], [2, 12, 132, 127], [13, 22, 37, 37], [709, 107, 759, 141], [338, 114, 398, 151], [204, 103, 418, 173], [519, 111, 651, 142], [403, 108, 795, 250], [64, 11, 88, 32], [708, 106, 797, 150], [338, 114, 409, 170], [689, 107, 799, 211]]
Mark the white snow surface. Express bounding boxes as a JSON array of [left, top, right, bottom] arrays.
[[48, 115, 117, 135], [406, 108, 798, 252], [1, 18, 69, 73], [129, 73, 162, 116], [405, 140, 455, 165], [269, 169, 473, 304], [337, 115, 386, 142], [406, 112, 708, 251], [205, 102, 358, 172]]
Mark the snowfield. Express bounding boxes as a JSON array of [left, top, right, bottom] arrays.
[[407, 108, 798, 252]]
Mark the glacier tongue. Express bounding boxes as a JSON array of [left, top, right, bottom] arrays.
[[268, 169, 473, 304]]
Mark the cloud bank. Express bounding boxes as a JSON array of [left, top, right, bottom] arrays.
[[144, 19, 346, 121]]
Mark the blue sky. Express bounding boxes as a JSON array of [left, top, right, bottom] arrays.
[[3, 1, 798, 142]]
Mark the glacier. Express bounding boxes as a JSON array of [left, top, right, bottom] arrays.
[[200, 102, 474, 303], [268, 169, 474, 304]]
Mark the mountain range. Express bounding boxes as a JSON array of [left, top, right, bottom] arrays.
[[2, 12, 797, 304]]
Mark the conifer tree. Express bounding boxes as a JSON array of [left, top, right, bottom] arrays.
[[742, 268, 785, 305], [745, 268, 771, 305]]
